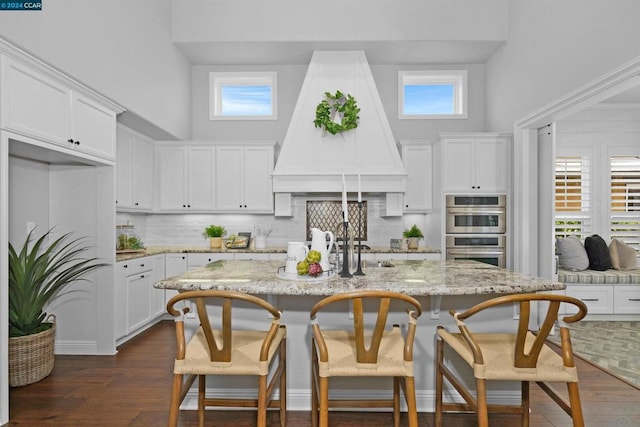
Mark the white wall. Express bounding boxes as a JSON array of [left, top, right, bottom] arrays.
[[8, 156, 49, 245], [485, 0, 640, 131], [192, 64, 486, 145], [0, 0, 192, 140]]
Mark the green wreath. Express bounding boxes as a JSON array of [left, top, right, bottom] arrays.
[[313, 90, 360, 135]]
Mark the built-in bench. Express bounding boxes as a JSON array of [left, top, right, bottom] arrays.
[[557, 268, 640, 320]]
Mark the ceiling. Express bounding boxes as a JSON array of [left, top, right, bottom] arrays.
[[174, 40, 506, 65]]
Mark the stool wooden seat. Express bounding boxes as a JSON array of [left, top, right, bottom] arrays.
[[309, 290, 422, 427], [166, 290, 286, 427], [435, 293, 588, 427]]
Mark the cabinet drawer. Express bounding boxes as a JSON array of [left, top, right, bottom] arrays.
[[119, 258, 153, 277], [565, 285, 614, 314], [614, 286, 640, 314], [187, 253, 229, 268]]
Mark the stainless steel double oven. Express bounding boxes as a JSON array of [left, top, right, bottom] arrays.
[[445, 195, 507, 268]]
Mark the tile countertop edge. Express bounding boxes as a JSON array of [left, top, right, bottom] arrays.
[[116, 245, 441, 262], [154, 260, 566, 297]]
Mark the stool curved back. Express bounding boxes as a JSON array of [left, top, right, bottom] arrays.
[[435, 293, 588, 427], [166, 290, 286, 427], [309, 290, 422, 427]]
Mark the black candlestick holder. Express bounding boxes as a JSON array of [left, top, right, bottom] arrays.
[[339, 219, 352, 278], [354, 201, 365, 276]]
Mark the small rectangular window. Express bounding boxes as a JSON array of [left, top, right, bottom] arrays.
[[209, 72, 277, 120], [398, 70, 467, 119]]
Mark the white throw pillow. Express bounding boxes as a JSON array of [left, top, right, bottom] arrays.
[[556, 236, 589, 271]]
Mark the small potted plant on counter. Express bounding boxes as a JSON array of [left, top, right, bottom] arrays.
[[403, 224, 424, 250], [203, 225, 227, 249]]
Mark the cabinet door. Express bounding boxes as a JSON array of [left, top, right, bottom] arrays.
[[115, 261, 129, 340], [474, 138, 509, 192], [150, 255, 166, 317], [1, 57, 71, 144], [165, 253, 188, 304], [243, 146, 274, 212], [71, 92, 116, 160], [442, 139, 474, 192], [133, 138, 154, 210], [403, 144, 432, 212], [215, 146, 243, 210], [116, 132, 134, 209], [187, 146, 216, 210], [126, 270, 153, 334], [158, 146, 187, 210]]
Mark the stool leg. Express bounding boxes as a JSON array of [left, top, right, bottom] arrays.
[[168, 373, 183, 427], [567, 382, 585, 427], [319, 376, 329, 427], [476, 378, 488, 427], [280, 338, 287, 427], [198, 375, 205, 427], [393, 377, 400, 427], [257, 375, 268, 427], [522, 381, 530, 427], [404, 376, 418, 427], [311, 341, 319, 427], [435, 337, 444, 427]]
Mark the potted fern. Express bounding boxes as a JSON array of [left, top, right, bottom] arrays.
[[403, 224, 424, 250], [203, 225, 227, 249], [8, 229, 107, 386]]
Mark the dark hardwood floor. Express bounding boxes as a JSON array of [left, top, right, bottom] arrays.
[[8, 320, 640, 426]]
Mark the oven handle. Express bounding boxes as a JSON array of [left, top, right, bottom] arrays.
[[447, 249, 505, 256], [447, 208, 505, 214]]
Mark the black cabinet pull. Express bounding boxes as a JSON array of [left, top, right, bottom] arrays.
[[123, 264, 128, 269], [140, 274, 145, 278], [134, 202, 139, 206], [182, 204, 186, 208], [68, 138, 74, 144], [187, 204, 191, 208], [75, 140, 80, 145], [140, 264, 145, 268]]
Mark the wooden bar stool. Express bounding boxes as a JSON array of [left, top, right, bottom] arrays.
[[309, 290, 422, 427], [435, 293, 588, 427], [166, 290, 287, 427]]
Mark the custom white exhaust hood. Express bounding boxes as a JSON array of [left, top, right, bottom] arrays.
[[272, 51, 406, 196]]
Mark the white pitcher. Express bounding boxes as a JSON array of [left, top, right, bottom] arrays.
[[285, 241, 309, 274], [310, 228, 335, 272]]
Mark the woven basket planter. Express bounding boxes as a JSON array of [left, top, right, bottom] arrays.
[[9, 315, 56, 387]]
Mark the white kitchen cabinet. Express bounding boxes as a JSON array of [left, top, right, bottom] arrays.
[[0, 55, 118, 161], [400, 141, 433, 212], [116, 125, 154, 211], [164, 253, 189, 306], [215, 143, 275, 213], [150, 255, 166, 318], [156, 144, 216, 211], [440, 133, 511, 193], [115, 255, 165, 344]]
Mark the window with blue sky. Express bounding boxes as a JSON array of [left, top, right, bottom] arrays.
[[398, 70, 467, 119], [210, 72, 277, 120]]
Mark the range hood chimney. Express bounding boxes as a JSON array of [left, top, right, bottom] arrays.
[[273, 51, 406, 198]]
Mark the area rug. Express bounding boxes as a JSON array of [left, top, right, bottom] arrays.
[[548, 321, 640, 388]]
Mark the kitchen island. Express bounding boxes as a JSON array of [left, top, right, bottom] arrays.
[[154, 260, 565, 413], [155, 259, 564, 296]]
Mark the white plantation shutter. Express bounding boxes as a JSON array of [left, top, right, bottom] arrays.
[[555, 156, 591, 239], [610, 156, 640, 249]]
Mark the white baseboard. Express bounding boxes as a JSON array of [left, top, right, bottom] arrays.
[[179, 387, 522, 413], [54, 340, 98, 355]]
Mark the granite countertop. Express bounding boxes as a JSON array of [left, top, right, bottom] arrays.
[[116, 245, 441, 262], [154, 259, 565, 296]]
